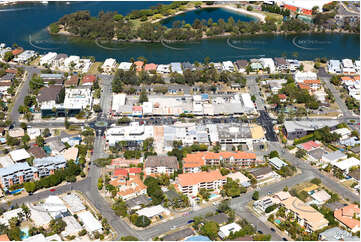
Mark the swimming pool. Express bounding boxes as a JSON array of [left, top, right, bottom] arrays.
[[275, 219, 281, 225], [185, 235, 211, 241], [209, 193, 220, 200], [20, 227, 29, 240]]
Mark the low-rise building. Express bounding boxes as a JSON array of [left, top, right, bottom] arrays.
[[332, 128, 351, 140], [61, 216, 83, 237], [177, 170, 226, 196], [218, 223, 242, 239], [254, 196, 275, 212], [268, 157, 287, 170], [222, 61, 235, 72], [342, 59, 356, 74], [280, 196, 329, 232], [274, 57, 289, 71], [64, 86, 92, 115], [9, 148, 31, 162], [33, 155, 66, 178], [43, 195, 68, 219], [333, 157, 360, 175], [0, 162, 35, 188], [284, 120, 339, 140], [136, 205, 170, 219], [77, 211, 103, 234], [118, 62, 133, 71], [39, 52, 57, 66], [311, 190, 331, 205], [319, 227, 359, 241], [334, 204, 360, 233], [250, 166, 274, 180], [327, 60, 342, 74], [145, 156, 178, 175], [297, 140, 321, 152], [102, 58, 117, 73], [321, 150, 347, 164]]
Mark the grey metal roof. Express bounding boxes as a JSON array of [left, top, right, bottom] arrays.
[[284, 120, 339, 133], [307, 148, 325, 160], [145, 156, 178, 169], [322, 150, 346, 162], [319, 227, 359, 241], [0, 162, 32, 177]]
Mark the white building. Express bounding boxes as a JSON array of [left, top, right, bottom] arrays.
[[61, 216, 83, 237], [218, 223, 242, 239], [142, 101, 153, 115], [136, 205, 170, 218], [13, 50, 37, 63], [27, 128, 41, 140], [311, 190, 331, 205], [29, 205, 52, 228], [102, 58, 117, 73], [254, 196, 275, 212], [9, 148, 31, 162], [39, 52, 57, 66], [327, 60, 342, 74], [332, 128, 352, 140], [222, 61, 235, 72], [64, 86, 92, 111], [112, 93, 127, 114], [0, 208, 23, 226], [64, 55, 80, 68], [157, 64, 171, 74], [342, 59, 356, 74], [106, 122, 154, 146], [333, 157, 360, 175], [77, 211, 103, 234], [268, 157, 288, 170], [43, 195, 68, 219], [260, 58, 275, 73], [294, 71, 318, 83], [61, 193, 86, 214], [118, 62, 133, 71]]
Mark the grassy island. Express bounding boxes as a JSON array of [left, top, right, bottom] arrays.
[[48, 1, 359, 42]]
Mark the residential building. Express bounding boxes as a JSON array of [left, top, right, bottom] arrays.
[[39, 52, 57, 66], [64, 86, 92, 115], [38, 85, 63, 117], [294, 71, 317, 83], [306, 148, 325, 162], [274, 57, 289, 71], [28, 145, 47, 159], [259, 58, 275, 73], [77, 211, 103, 234], [106, 122, 154, 146], [102, 58, 117, 73], [118, 62, 133, 71], [226, 172, 251, 187], [327, 60, 342, 74], [110, 175, 146, 200], [297, 140, 321, 152], [333, 157, 360, 175], [332, 128, 351, 140], [145, 156, 178, 175], [218, 223, 242, 239], [170, 62, 183, 74], [80, 74, 96, 86], [61, 216, 83, 237], [0, 208, 23, 226], [136, 205, 170, 219], [43, 195, 68, 219], [254, 196, 275, 212], [321, 150, 347, 164], [177, 170, 226, 196], [342, 59, 356, 74], [0, 162, 36, 188], [9, 148, 30, 162], [334, 204, 360, 233], [157, 64, 171, 74], [134, 61, 144, 72], [132, 105, 143, 117], [318, 227, 359, 241], [182, 62, 196, 72], [268, 157, 287, 170], [13, 50, 37, 63], [286, 59, 300, 71], [222, 61, 235, 72], [33, 155, 66, 178], [144, 63, 157, 72], [311, 190, 331, 205], [64, 75, 79, 87], [235, 59, 248, 73], [250, 167, 274, 180], [280, 196, 329, 232], [299, 79, 321, 91], [61, 193, 86, 214]]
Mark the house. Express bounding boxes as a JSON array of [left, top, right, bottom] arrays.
[[250, 62, 263, 71], [102, 58, 117, 73], [226, 172, 251, 187], [42, 195, 68, 219], [63, 147, 78, 161], [52, 53, 68, 69], [306, 148, 325, 162], [157, 64, 171, 74], [47, 138, 66, 155], [266, 79, 287, 94], [61, 216, 83, 237], [0, 208, 23, 226], [274, 57, 289, 71], [287, 59, 300, 71], [27, 128, 41, 140], [235, 60, 248, 73], [0, 234, 10, 241], [321, 150, 347, 164], [182, 62, 196, 71], [39, 52, 57, 66], [38, 85, 63, 117], [145, 156, 178, 175], [64, 75, 79, 87], [39, 73, 64, 85], [222, 61, 235, 72], [33, 155, 66, 178], [61, 193, 86, 214], [108, 157, 141, 168], [8, 127, 25, 138], [254, 196, 275, 212], [13, 50, 37, 63], [64, 55, 80, 69], [134, 61, 144, 72], [9, 148, 31, 162], [132, 105, 142, 117], [280, 196, 329, 232], [136, 205, 170, 219], [259, 58, 275, 73], [273, 191, 291, 203], [319, 227, 359, 241], [144, 63, 158, 72], [77, 211, 103, 234], [278, 94, 287, 102], [218, 223, 242, 239], [268, 157, 287, 170], [28, 145, 47, 159], [0, 162, 35, 188], [342, 59, 356, 74], [118, 62, 133, 71], [294, 71, 317, 83], [250, 166, 273, 180], [0, 81, 11, 95], [297, 140, 321, 152], [311, 190, 331, 205], [177, 170, 226, 196], [170, 62, 183, 74], [81, 74, 96, 86], [333, 157, 360, 175], [332, 128, 351, 140], [125, 194, 151, 210], [334, 204, 360, 233], [327, 60, 342, 74], [301, 79, 321, 91], [110, 175, 146, 200]]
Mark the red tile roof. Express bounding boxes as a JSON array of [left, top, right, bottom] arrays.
[[304, 79, 321, 84], [278, 94, 287, 100], [334, 204, 360, 230], [299, 141, 320, 151], [132, 106, 142, 111], [284, 4, 298, 12], [178, 170, 226, 186], [12, 48, 23, 56], [144, 63, 157, 71], [81, 75, 96, 84]]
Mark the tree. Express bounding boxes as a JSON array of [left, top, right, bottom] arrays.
[[252, 191, 259, 200], [4, 51, 14, 62], [24, 182, 36, 193], [135, 215, 151, 227], [35, 135, 45, 147], [269, 150, 279, 158], [310, 178, 321, 185], [121, 236, 139, 241], [200, 221, 219, 240], [139, 88, 148, 103], [223, 178, 245, 197], [49, 218, 66, 234], [295, 149, 306, 158], [42, 128, 51, 137]]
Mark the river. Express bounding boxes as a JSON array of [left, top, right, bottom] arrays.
[[0, 1, 359, 63]]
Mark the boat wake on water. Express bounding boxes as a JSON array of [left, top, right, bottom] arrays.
[[28, 35, 59, 50], [226, 38, 257, 50], [160, 39, 189, 50], [95, 39, 128, 50]]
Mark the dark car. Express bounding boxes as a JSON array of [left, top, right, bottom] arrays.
[[270, 228, 275, 232], [282, 238, 288, 241], [187, 219, 195, 224], [257, 230, 263, 234]]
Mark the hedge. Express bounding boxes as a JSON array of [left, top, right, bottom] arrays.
[[293, 133, 314, 145]]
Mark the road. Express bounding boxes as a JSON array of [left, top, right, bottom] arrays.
[[9, 66, 39, 125], [247, 76, 265, 111]]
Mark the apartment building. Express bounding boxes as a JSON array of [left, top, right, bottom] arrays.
[[33, 155, 66, 178], [177, 170, 226, 196], [145, 156, 179, 175], [182, 151, 258, 173], [0, 162, 37, 189], [279, 196, 329, 232]]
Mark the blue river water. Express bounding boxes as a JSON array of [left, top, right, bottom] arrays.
[[0, 1, 359, 63]]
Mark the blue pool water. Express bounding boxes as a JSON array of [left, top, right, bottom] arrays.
[[209, 193, 218, 199], [185, 235, 211, 241], [20, 227, 29, 240], [275, 219, 281, 224], [9, 188, 24, 194]]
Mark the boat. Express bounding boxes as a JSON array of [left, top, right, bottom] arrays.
[[41, 1, 48, 4]]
